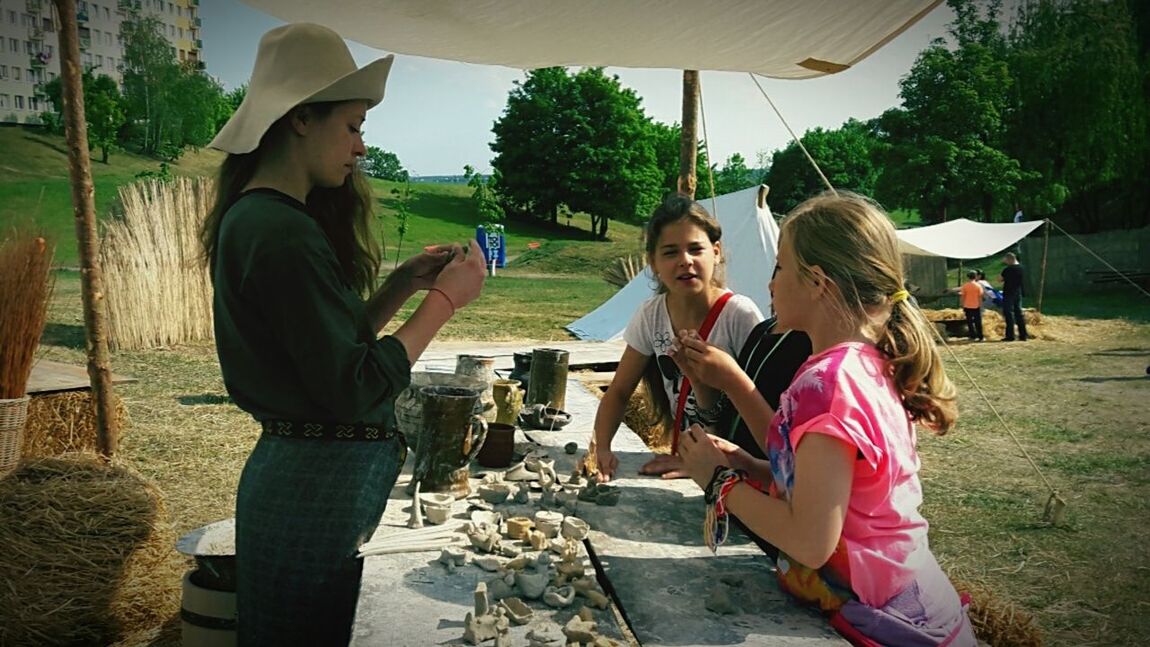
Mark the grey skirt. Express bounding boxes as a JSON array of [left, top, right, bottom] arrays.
[[235, 432, 407, 646]]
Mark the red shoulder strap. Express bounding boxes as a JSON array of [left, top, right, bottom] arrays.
[[671, 291, 734, 455]]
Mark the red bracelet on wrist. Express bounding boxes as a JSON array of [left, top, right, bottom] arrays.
[[428, 287, 456, 315]]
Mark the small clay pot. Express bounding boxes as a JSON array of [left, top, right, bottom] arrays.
[[476, 422, 517, 468], [534, 510, 564, 538]]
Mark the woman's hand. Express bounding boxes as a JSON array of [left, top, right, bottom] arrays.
[[673, 331, 742, 391], [393, 244, 456, 291], [431, 240, 487, 309]]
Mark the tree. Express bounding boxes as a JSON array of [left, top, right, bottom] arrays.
[[1006, 0, 1149, 231], [563, 68, 662, 239], [120, 12, 224, 158], [491, 67, 664, 239], [710, 153, 757, 198], [386, 182, 413, 268], [490, 67, 578, 223], [765, 119, 880, 215], [463, 165, 504, 224], [648, 120, 709, 197], [872, 0, 1026, 223], [42, 71, 125, 163], [362, 146, 409, 181]]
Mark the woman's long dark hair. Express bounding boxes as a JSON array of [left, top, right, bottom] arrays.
[[200, 101, 381, 295]]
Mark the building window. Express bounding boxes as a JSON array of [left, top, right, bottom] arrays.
[[24, 41, 33, 55], [96, 54, 103, 66], [106, 32, 112, 45], [0, 66, 6, 80], [45, 44, 53, 56], [30, 97, 40, 112], [0, 95, 8, 109], [43, 16, 54, 32], [13, 68, 20, 81], [9, 38, 18, 53], [48, 72, 56, 81], [8, 11, 16, 25], [15, 96, 25, 110], [82, 52, 92, 66]]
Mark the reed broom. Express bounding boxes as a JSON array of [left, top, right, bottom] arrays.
[[0, 232, 56, 399]]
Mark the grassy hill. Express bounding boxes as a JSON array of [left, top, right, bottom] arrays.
[[0, 126, 223, 266], [0, 126, 646, 272]]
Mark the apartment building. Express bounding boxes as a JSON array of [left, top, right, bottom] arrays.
[[0, 0, 203, 124]]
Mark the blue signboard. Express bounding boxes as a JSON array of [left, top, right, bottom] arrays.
[[476, 225, 506, 268]]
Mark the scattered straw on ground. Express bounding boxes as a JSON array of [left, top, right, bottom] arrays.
[[922, 307, 1142, 344], [0, 453, 187, 646], [23, 391, 128, 458], [953, 579, 1044, 647]]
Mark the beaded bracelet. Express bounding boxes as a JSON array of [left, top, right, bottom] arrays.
[[703, 465, 748, 553]]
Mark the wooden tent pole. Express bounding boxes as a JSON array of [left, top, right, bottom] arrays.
[[677, 70, 699, 199], [54, 0, 119, 458], [1037, 219, 1050, 313]]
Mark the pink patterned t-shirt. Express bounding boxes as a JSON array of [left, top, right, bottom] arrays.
[[766, 341, 932, 609]]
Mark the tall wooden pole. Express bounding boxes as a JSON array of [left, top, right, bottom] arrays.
[[677, 70, 699, 199], [54, 0, 119, 457], [1037, 219, 1050, 313]]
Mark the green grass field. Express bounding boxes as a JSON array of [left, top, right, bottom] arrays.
[[8, 127, 1150, 646]]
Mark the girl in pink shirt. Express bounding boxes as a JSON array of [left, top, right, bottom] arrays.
[[673, 191, 976, 646]]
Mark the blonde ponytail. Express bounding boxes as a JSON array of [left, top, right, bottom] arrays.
[[783, 191, 956, 435]]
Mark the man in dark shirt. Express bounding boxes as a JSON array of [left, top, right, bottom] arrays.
[[1000, 252, 1029, 341]]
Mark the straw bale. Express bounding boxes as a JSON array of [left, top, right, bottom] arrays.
[[924, 308, 1048, 340], [953, 579, 1044, 647], [0, 454, 186, 646], [23, 391, 128, 458]]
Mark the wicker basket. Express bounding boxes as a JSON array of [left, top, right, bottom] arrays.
[[0, 395, 30, 478]]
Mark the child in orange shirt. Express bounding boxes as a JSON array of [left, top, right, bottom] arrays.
[[959, 271, 984, 341]]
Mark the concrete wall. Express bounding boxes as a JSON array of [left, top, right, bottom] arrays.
[[1021, 226, 1150, 295]]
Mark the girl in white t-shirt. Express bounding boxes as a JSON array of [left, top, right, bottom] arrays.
[[592, 194, 762, 482]]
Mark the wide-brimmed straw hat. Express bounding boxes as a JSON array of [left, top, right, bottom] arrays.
[[209, 23, 394, 154]]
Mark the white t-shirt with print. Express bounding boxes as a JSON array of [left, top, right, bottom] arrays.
[[623, 291, 763, 431]]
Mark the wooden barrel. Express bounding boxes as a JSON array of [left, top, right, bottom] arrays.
[[181, 569, 237, 647]]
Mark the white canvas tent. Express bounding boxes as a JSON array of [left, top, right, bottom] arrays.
[[239, 1, 941, 79], [897, 218, 1045, 259], [568, 210, 1047, 341], [566, 186, 779, 341]]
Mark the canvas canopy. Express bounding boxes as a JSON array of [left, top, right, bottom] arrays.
[[240, 0, 941, 78], [566, 186, 779, 341], [896, 218, 1045, 260]]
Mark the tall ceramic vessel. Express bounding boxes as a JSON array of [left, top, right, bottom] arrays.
[[455, 354, 497, 423], [526, 348, 569, 412]]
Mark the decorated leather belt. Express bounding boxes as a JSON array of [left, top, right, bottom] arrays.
[[260, 420, 405, 443]]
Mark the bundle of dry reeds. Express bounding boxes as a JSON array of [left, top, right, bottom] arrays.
[[0, 454, 186, 645], [602, 254, 647, 289], [0, 232, 55, 399], [102, 177, 215, 350]]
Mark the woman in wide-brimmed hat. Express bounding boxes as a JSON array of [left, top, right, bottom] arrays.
[[202, 23, 486, 645]]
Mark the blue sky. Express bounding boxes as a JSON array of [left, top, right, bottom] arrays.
[[201, 2, 957, 177]]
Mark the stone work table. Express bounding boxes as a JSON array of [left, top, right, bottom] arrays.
[[354, 342, 845, 646]]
